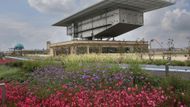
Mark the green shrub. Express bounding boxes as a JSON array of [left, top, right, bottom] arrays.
[[185, 60, 190, 66], [147, 76, 161, 87], [160, 75, 190, 93], [128, 61, 149, 86], [6, 61, 24, 68], [152, 60, 167, 65], [172, 60, 186, 66], [160, 75, 190, 105], [7, 60, 61, 72], [0, 65, 27, 82]]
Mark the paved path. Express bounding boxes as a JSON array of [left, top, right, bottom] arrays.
[[120, 64, 190, 73], [5, 56, 31, 61]]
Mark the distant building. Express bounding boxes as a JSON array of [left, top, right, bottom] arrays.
[[7, 49, 48, 56]]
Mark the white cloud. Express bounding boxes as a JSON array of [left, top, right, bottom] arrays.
[[117, 0, 190, 48], [0, 17, 70, 51], [162, 9, 190, 32], [28, 0, 102, 15]]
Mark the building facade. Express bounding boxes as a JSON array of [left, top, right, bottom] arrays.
[[48, 40, 148, 56], [49, 0, 174, 56]]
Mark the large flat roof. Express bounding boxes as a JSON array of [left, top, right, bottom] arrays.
[[54, 0, 175, 26]]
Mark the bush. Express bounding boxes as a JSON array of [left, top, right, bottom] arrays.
[[172, 60, 186, 66], [6, 61, 24, 68], [160, 75, 190, 105], [0, 65, 27, 82], [6, 60, 61, 72], [128, 61, 149, 86], [160, 75, 189, 92], [185, 60, 190, 66]]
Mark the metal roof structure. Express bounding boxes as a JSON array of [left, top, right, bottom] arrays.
[[54, 0, 175, 26]]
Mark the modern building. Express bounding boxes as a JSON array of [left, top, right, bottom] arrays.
[[48, 40, 148, 56], [49, 0, 175, 56]]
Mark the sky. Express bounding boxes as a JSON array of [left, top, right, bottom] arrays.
[[0, 0, 190, 51]]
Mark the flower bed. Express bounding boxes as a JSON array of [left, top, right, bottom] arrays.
[[0, 82, 170, 107], [0, 63, 188, 106], [0, 59, 16, 65]]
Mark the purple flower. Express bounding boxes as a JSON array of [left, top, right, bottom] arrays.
[[82, 75, 91, 79], [83, 69, 90, 73]]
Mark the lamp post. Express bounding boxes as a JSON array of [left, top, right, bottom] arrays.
[[149, 39, 164, 61], [165, 38, 174, 76], [167, 38, 174, 63], [187, 37, 190, 60], [149, 39, 154, 61], [135, 38, 144, 59]]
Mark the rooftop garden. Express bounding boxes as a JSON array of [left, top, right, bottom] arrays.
[[0, 54, 189, 106]]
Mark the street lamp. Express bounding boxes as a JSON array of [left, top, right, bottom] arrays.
[[149, 39, 164, 60]]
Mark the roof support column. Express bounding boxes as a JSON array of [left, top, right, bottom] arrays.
[[49, 48, 54, 56], [70, 45, 76, 54], [87, 46, 90, 54], [98, 45, 102, 54]]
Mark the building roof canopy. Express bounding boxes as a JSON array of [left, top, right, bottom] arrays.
[[54, 0, 175, 26]]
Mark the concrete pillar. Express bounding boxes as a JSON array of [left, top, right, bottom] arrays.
[[87, 46, 90, 54], [53, 48, 57, 56], [130, 47, 134, 53], [49, 48, 54, 56], [99, 46, 102, 53], [70, 46, 73, 54], [70, 46, 76, 54]]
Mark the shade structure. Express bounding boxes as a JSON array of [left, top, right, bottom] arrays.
[[54, 0, 175, 26], [53, 0, 175, 40]]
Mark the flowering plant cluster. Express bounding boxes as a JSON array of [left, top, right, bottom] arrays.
[[29, 64, 134, 87], [0, 59, 16, 65], [0, 64, 187, 106], [0, 82, 175, 107]]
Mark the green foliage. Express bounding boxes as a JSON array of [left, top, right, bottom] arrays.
[[141, 59, 167, 65], [6, 60, 60, 72], [160, 75, 190, 93], [1, 54, 190, 105], [141, 59, 190, 66], [0, 65, 27, 82], [128, 61, 142, 73], [147, 76, 161, 87], [33, 81, 62, 99], [159, 75, 190, 105], [6, 61, 24, 68], [185, 60, 190, 66], [172, 60, 186, 66], [55, 54, 190, 67], [128, 61, 149, 86]]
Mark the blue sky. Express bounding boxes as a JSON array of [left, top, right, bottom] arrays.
[[0, 0, 190, 51]]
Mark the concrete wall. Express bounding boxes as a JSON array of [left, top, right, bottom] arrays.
[[66, 8, 143, 39], [119, 9, 143, 25]]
